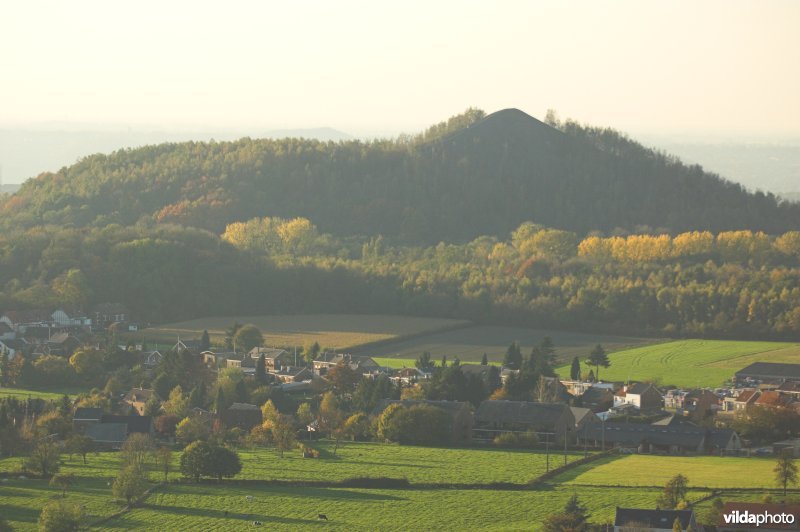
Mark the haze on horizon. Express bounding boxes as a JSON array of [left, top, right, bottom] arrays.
[[1, 0, 799, 190]]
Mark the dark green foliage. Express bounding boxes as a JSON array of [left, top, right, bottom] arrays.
[[234, 379, 248, 403], [503, 342, 522, 370], [200, 329, 210, 351], [180, 441, 212, 482], [570, 357, 581, 381], [352, 374, 399, 413], [255, 353, 267, 385], [378, 404, 452, 445], [4, 109, 797, 242], [657, 474, 689, 509], [586, 344, 610, 381], [415, 351, 434, 372], [481, 353, 488, 365], [542, 494, 590, 531]]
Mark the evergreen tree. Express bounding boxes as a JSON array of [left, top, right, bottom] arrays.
[[234, 379, 248, 403], [503, 342, 522, 370], [200, 330, 210, 352], [415, 351, 434, 372], [255, 354, 267, 385], [481, 353, 488, 365], [586, 344, 610, 381], [214, 387, 225, 413], [441, 355, 447, 368], [189, 385, 206, 409], [570, 357, 581, 381]]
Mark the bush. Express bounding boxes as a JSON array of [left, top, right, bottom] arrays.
[[493, 431, 539, 449], [38, 499, 83, 531], [299, 444, 320, 458]]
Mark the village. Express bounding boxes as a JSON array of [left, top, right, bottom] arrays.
[[1, 305, 799, 530]]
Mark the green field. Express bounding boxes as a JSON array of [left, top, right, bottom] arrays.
[[107, 484, 675, 531], [0, 386, 84, 401], [234, 442, 589, 485], [554, 339, 800, 387], [353, 325, 657, 365], [132, 314, 470, 351], [2, 444, 792, 531], [556, 454, 780, 489]]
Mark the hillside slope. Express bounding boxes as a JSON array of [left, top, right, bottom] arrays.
[[3, 108, 797, 242]]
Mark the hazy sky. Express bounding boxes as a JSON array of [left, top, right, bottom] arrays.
[[2, 0, 799, 138]]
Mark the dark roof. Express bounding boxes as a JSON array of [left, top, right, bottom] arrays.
[[86, 423, 128, 444], [570, 407, 596, 426], [736, 362, 800, 379], [627, 382, 659, 395], [614, 508, 695, 529], [580, 387, 614, 403], [73, 408, 104, 421], [1, 309, 51, 324], [651, 414, 697, 427], [92, 302, 128, 315], [228, 403, 260, 411], [475, 401, 572, 429], [100, 415, 152, 434], [777, 380, 800, 393], [580, 421, 737, 449], [0, 322, 12, 333]]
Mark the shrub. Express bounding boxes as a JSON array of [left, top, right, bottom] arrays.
[[38, 499, 83, 531], [378, 404, 451, 446], [493, 431, 539, 449]]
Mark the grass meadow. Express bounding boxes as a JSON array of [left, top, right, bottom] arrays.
[[2, 444, 788, 531], [0, 386, 84, 401], [555, 453, 780, 489], [554, 339, 800, 387]]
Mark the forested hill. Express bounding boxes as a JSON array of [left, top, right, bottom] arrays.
[[3, 108, 798, 243]]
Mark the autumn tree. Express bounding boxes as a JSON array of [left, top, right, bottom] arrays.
[[775, 449, 798, 496], [113, 464, 149, 506]]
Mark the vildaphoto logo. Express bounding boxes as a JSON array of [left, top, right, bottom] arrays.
[[720, 503, 800, 530]]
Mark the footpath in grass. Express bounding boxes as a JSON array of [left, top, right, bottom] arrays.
[[554, 339, 800, 388], [555, 454, 780, 489]]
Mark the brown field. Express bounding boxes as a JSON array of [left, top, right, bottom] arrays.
[[130, 314, 470, 351]]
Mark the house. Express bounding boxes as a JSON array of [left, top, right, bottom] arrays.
[[735, 362, 800, 385], [613, 383, 663, 412], [579, 386, 615, 412], [122, 388, 160, 416], [0, 322, 14, 340], [570, 406, 600, 432], [269, 365, 313, 383], [677, 389, 718, 420], [44, 332, 82, 357], [50, 308, 92, 328], [0, 309, 52, 332], [85, 423, 129, 449], [374, 399, 473, 444], [85, 415, 153, 448], [314, 353, 381, 375], [578, 418, 741, 454], [100, 415, 154, 435], [614, 507, 702, 532], [776, 380, 800, 399], [725, 389, 759, 413], [390, 367, 431, 385], [473, 400, 576, 443], [220, 403, 262, 431], [91, 302, 129, 330], [248, 347, 293, 370], [72, 407, 104, 434], [142, 350, 163, 368], [754, 390, 795, 409]]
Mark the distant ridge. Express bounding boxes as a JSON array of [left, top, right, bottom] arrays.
[[2, 108, 798, 241]]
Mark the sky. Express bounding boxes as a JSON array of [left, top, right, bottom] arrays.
[[1, 0, 799, 139]]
